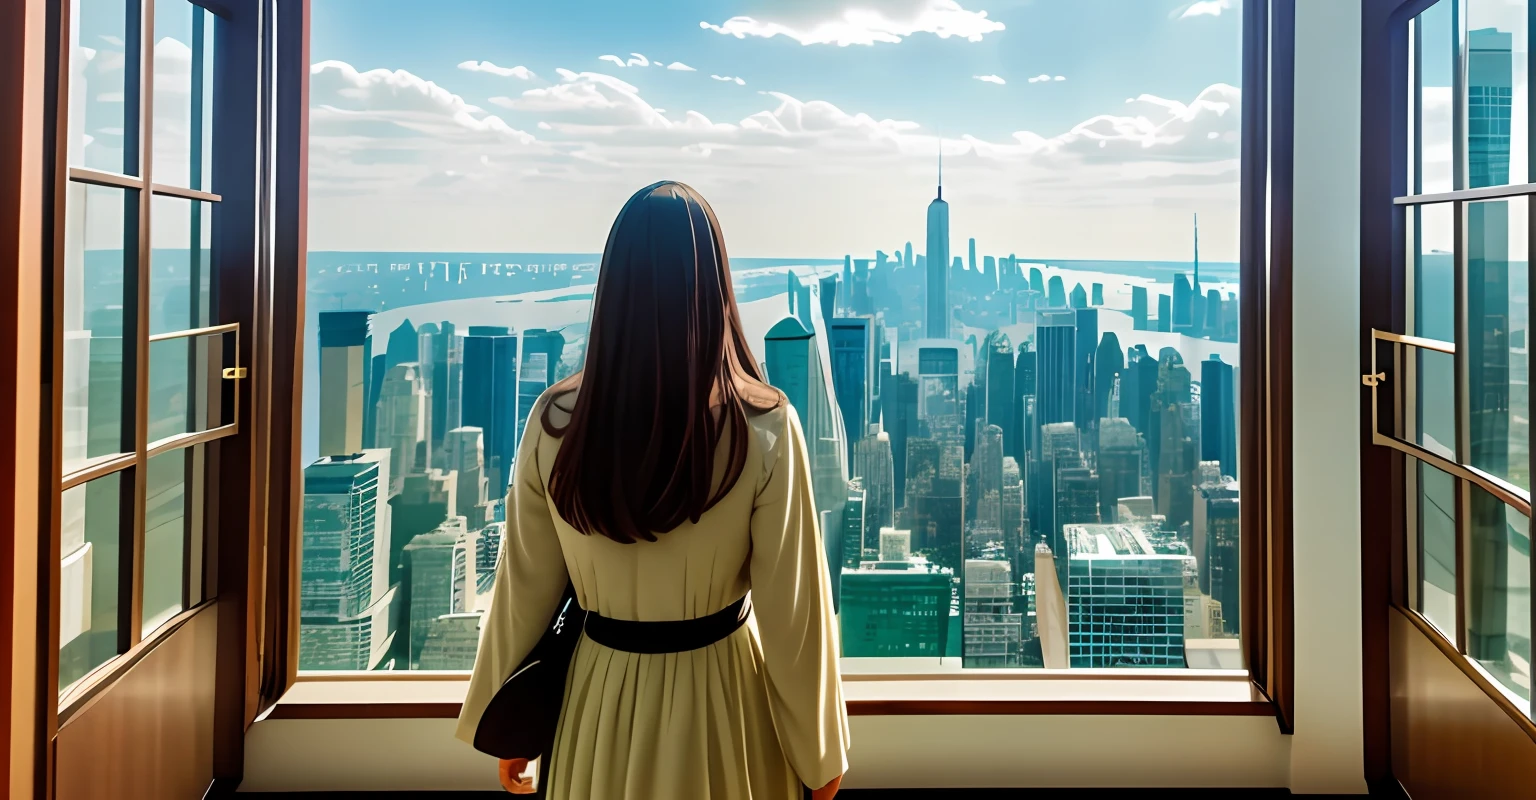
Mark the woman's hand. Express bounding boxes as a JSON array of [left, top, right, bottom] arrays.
[[810, 774, 842, 800], [498, 758, 535, 794]]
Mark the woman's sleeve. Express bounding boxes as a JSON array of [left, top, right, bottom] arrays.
[[748, 407, 851, 790], [455, 410, 569, 745]]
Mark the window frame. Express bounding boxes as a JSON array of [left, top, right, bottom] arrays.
[[257, 0, 1298, 726], [1361, 0, 1536, 751], [43, 0, 244, 722]]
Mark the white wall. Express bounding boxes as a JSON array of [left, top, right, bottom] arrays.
[[1287, 0, 1367, 794], [241, 0, 1375, 793], [240, 716, 1291, 793]]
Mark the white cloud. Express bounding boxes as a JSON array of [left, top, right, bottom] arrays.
[[308, 59, 1244, 261], [1175, 0, 1232, 19], [700, 0, 1004, 46], [457, 60, 536, 80], [667, 62, 697, 71], [974, 74, 1005, 85], [493, 68, 672, 129], [1027, 74, 1050, 83], [712, 74, 747, 85], [1054, 75, 1066, 82], [598, 53, 652, 67]]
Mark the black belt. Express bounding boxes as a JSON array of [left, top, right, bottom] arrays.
[[583, 594, 752, 654]]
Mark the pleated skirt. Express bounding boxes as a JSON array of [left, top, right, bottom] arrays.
[[546, 621, 803, 800]]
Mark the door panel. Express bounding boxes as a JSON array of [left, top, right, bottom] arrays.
[[54, 606, 217, 800]]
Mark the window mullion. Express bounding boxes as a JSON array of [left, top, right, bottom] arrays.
[[127, 0, 158, 648], [1453, 0, 1467, 193]]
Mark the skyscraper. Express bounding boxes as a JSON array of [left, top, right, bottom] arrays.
[[841, 486, 866, 576], [1037, 313, 1076, 428], [764, 315, 848, 534], [426, 321, 462, 469], [1202, 485, 1241, 637], [461, 328, 518, 495], [852, 430, 896, 558], [1093, 333, 1125, 423], [375, 362, 428, 493], [926, 148, 951, 339], [1074, 309, 1098, 429], [516, 350, 549, 448], [984, 332, 1015, 448], [974, 424, 1005, 529], [403, 518, 475, 668], [883, 373, 918, 508], [840, 529, 952, 657], [963, 559, 1023, 668], [829, 317, 874, 462], [1012, 346, 1036, 460], [318, 310, 372, 457], [1200, 355, 1237, 478], [1098, 417, 1143, 520], [384, 319, 419, 373], [445, 426, 488, 525], [1131, 285, 1148, 331], [1152, 352, 1198, 533], [917, 346, 960, 425], [299, 450, 396, 671], [1062, 524, 1187, 667]]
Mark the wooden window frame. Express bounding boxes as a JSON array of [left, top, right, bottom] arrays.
[[250, 0, 1298, 728]]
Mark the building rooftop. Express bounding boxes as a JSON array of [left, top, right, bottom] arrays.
[[1063, 524, 1189, 560]]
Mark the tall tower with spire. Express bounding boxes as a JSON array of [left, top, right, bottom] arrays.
[[926, 143, 951, 339]]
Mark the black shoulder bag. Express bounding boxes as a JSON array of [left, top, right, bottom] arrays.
[[472, 580, 586, 761]]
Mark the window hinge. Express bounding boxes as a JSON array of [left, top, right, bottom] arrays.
[[1361, 371, 1385, 387], [222, 366, 248, 380]]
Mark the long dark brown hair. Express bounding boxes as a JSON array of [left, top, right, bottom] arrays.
[[540, 181, 783, 543]]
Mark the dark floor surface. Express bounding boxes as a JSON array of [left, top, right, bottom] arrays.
[[231, 790, 1399, 799]]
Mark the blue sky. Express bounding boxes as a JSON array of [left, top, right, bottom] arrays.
[[312, 0, 1240, 142], [305, 0, 1248, 261]]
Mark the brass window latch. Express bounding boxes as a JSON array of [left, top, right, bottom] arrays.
[[222, 367, 248, 380], [1361, 372, 1385, 387]]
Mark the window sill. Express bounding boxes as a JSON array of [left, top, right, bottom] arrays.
[[268, 669, 1274, 720]]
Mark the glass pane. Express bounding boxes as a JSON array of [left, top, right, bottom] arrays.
[[1468, 485, 1531, 707], [59, 471, 125, 693], [69, 0, 133, 174], [63, 182, 135, 474], [147, 329, 232, 445], [1416, 461, 1458, 637], [1409, 202, 1454, 340], [144, 445, 204, 635], [1467, 0, 1527, 188], [153, 0, 215, 190], [1410, 0, 1455, 195], [1400, 345, 1457, 460], [150, 195, 212, 334], [1465, 196, 1528, 490]]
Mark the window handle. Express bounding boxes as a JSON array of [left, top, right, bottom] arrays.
[[1361, 371, 1385, 387], [222, 367, 248, 380]]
